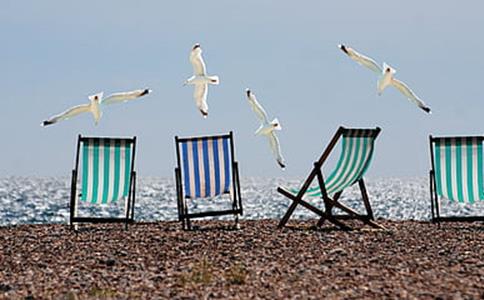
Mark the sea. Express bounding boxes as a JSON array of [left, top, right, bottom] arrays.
[[0, 177, 482, 226]]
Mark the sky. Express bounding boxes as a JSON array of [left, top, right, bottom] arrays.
[[1, 1, 483, 178]]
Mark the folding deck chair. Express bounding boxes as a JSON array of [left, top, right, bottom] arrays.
[[429, 135, 484, 223], [174, 131, 243, 230], [69, 135, 137, 229], [278, 126, 383, 230]]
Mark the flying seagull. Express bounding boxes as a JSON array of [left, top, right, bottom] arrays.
[[246, 89, 286, 169], [183, 43, 219, 118], [338, 44, 431, 114], [41, 88, 151, 127]]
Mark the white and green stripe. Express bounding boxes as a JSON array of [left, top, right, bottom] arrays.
[[296, 131, 377, 197], [80, 138, 133, 204], [433, 137, 484, 204]]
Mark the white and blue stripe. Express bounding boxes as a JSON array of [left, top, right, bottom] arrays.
[[180, 136, 232, 199]]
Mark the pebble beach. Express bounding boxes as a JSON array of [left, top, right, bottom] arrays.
[[1, 219, 483, 299]]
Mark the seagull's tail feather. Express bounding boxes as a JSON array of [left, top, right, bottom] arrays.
[[271, 118, 282, 130], [208, 76, 219, 85], [200, 109, 208, 118]]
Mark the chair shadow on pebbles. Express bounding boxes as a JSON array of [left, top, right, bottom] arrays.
[[179, 220, 241, 232], [281, 220, 386, 233], [70, 223, 131, 234]]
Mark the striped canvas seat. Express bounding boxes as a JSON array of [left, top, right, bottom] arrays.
[[278, 127, 382, 230], [80, 138, 134, 204], [69, 135, 137, 229], [174, 132, 243, 230], [178, 135, 232, 199], [432, 137, 484, 204], [296, 130, 377, 197]]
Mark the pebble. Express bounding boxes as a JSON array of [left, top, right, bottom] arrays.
[[0, 219, 482, 299]]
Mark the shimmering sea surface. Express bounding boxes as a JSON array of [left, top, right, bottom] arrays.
[[0, 177, 482, 226]]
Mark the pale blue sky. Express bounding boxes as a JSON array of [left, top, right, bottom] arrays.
[[1, 1, 483, 178]]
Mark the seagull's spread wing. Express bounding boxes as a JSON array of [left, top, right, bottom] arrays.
[[194, 84, 208, 117], [391, 78, 431, 113], [101, 89, 151, 105], [247, 91, 269, 124], [190, 48, 207, 76], [341, 45, 382, 74], [352, 51, 382, 74], [268, 131, 286, 169], [42, 103, 91, 126]]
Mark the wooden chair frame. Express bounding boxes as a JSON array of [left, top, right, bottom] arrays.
[[69, 135, 137, 230], [278, 126, 383, 230], [174, 131, 243, 230], [429, 135, 484, 223]]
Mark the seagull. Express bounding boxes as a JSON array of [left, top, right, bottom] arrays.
[[246, 89, 286, 169], [339, 44, 431, 114], [183, 43, 219, 118], [41, 88, 151, 127], [377, 63, 431, 113]]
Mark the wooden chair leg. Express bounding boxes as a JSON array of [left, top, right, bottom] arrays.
[[358, 179, 374, 220], [316, 210, 352, 230], [278, 187, 351, 230], [317, 191, 341, 228], [278, 200, 300, 228], [278, 187, 327, 228], [435, 194, 441, 224], [183, 198, 191, 230], [234, 214, 240, 229], [324, 197, 383, 229], [316, 216, 326, 227], [319, 204, 352, 230], [327, 215, 352, 230]]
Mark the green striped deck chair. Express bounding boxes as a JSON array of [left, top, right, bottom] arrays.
[[69, 135, 137, 229], [429, 135, 484, 223], [278, 126, 383, 230], [174, 132, 243, 230]]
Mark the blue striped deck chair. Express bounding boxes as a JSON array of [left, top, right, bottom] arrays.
[[69, 135, 137, 229], [429, 135, 484, 223], [174, 131, 243, 230], [278, 126, 383, 230]]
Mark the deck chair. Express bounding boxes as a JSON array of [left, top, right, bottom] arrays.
[[174, 131, 243, 230], [278, 126, 383, 230], [70, 135, 137, 229], [429, 135, 484, 223]]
